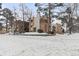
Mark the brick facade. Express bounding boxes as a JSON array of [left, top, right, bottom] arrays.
[[40, 16, 48, 32]]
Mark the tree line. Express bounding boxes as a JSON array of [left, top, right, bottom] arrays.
[[35, 3, 79, 34], [0, 3, 79, 34]]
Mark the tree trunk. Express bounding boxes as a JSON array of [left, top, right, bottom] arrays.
[[22, 4, 25, 33], [69, 26, 72, 34], [22, 10, 25, 33], [48, 3, 51, 32], [68, 14, 73, 34], [29, 18, 31, 32], [6, 19, 8, 33]]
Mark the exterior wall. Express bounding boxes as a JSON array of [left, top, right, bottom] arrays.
[[55, 23, 63, 34], [29, 16, 48, 33], [30, 17, 36, 32], [40, 16, 48, 32], [0, 28, 6, 34], [13, 20, 29, 33], [35, 14, 40, 32]]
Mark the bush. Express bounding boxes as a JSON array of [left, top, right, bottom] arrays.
[[37, 29, 43, 33], [48, 30, 56, 34]]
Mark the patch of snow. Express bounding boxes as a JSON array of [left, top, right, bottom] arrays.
[[0, 16, 6, 19], [0, 33, 79, 55]]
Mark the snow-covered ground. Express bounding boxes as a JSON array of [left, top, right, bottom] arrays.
[[0, 33, 79, 56]]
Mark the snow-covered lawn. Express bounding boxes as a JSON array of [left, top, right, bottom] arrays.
[[0, 33, 79, 56]]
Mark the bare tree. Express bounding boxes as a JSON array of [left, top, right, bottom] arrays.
[[68, 4, 78, 34], [12, 7, 18, 34], [19, 4, 25, 33], [19, 3, 32, 33], [58, 3, 78, 34]]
